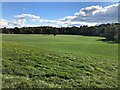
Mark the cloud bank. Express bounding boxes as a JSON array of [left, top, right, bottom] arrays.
[[60, 3, 118, 24]]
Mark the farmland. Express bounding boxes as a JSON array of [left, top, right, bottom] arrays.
[[2, 34, 118, 88]]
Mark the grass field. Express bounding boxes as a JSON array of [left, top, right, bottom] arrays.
[[2, 34, 118, 88]]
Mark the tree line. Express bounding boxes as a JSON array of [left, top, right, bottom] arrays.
[[2, 23, 120, 43]]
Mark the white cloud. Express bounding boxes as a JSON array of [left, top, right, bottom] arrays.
[[0, 19, 16, 28], [0, 19, 9, 27], [9, 20, 26, 27], [33, 19, 58, 23], [60, 3, 119, 24], [14, 14, 40, 19], [17, 19, 26, 25], [0, 18, 27, 28], [12, 14, 40, 27], [1, 14, 41, 28]]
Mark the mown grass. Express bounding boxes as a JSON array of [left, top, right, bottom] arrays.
[[2, 34, 118, 88]]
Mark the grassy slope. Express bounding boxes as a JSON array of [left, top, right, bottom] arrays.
[[2, 34, 118, 88]]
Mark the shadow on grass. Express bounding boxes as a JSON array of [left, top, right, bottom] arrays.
[[97, 38, 118, 44]]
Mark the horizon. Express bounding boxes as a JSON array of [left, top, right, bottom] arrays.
[[1, 22, 120, 29]]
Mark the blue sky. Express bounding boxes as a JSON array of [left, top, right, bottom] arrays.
[[1, 2, 118, 27], [2, 2, 117, 20]]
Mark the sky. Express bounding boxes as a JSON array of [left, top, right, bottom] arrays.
[[0, 2, 119, 28]]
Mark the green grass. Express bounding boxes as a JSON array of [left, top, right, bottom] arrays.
[[2, 34, 118, 88]]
